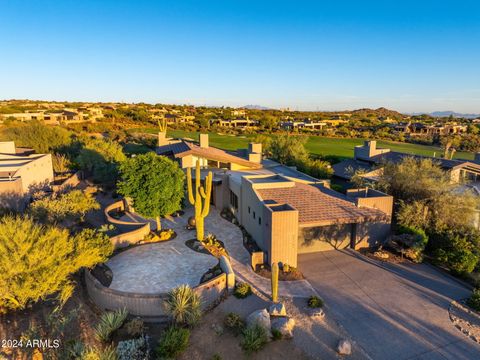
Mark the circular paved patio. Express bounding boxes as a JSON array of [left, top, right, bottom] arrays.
[[106, 239, 218, 294]]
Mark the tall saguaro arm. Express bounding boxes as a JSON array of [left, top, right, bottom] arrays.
[[186, 161, 213, 241]]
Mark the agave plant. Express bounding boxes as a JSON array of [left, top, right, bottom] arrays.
[[165, 285, 202, 326], [94, 308, 128, 342]]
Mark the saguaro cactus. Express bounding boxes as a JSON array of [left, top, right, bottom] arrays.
[[271, 262, 279, 303], [187, 161, 212, 241], [157, 117, 167, 132]]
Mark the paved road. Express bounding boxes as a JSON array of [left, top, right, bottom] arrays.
[[299, 250, 480, 360]]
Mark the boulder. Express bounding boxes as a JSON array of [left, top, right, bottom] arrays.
[[271, 317, 295, 339], [269, 303, 287, 317], [336, 339, 352, 355], [247, 309, 271, 335], [310, 309, 325, 320]]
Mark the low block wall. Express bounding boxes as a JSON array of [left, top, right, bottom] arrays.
[[250, 251, 264, 270], [85, 270, 227, 320], [85, 270, 168, 320], [219, 256, 235, 292], [104, 200, 151, 249], [194, 273, 227, 310]]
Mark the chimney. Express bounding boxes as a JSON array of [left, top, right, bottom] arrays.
[[200, 134, 209, 148], [475, 153, 480, 164], [158, 132, 168, 146], [247, 142, 262, 163]]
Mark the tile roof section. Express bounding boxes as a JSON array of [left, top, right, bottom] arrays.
[[157, 140, 262, 169], [257, 182, 386, 226]]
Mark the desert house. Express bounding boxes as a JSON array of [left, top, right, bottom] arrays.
[[157, 133, 393, 268]]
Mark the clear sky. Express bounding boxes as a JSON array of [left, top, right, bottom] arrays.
[[1, 0, 479, 113]]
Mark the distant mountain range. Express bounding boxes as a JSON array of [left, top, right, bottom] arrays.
[[411, 111, 480, 119]]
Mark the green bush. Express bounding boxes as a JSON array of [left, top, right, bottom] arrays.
[[308, 295, 324, 308], [396, 225, 428, 263], [241, 324, 268, 355], [224, 312, 245, 336], [155, 326, 190, 359], [165, 285, 202, 326], [432, 231, 479, 275], [234, 282, 252, 299], [467, 288, 480, 312], [271, 328, 282, 340], [95, 308, 128, 342]]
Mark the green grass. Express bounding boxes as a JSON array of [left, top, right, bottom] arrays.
[[134, 127, 474, 160]]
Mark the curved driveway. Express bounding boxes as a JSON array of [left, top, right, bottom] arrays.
[[299, 250, 480, 360]]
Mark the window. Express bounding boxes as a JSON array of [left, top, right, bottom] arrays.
[[248, 206, 251, 214], [253, 211, 256, 219], [229, 190, 238, 210], [258, 217, 262, 225]]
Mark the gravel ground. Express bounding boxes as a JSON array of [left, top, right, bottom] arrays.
[[180, 293, 369, 360]]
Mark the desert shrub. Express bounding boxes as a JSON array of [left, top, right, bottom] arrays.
[[431, 230, 479, 275], [125, 318, 146, 337], [393, 225, 428, 263], [308, 295, 324, 308], [234, 282, 252, 299], [82, 345, 118, 360], [165, 285, 202, 326], [155, 326, 190, 359], [95, 308, 129, 342], [224, 312, 245, 336], [116, 335, 149, 360], [143, 229, 175, 243], [211, 354, 222, 360], [29, 189, 100, 223], [467, 289, 480, 312], [241, 324, 268, 355], [0, 216, 113, 313], [271, 328, 282, 340]]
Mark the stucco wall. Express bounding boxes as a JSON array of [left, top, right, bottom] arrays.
[[16, 154, 54, 193], [298, 223, 353, 253], [354, 220, 391, 249], [266, 205, 299, 267], [239, 177, 267, 250]]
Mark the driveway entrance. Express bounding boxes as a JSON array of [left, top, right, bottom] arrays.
[[299, 250, 480, 359]]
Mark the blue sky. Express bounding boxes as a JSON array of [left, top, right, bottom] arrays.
[[1, 0, 479, 113]]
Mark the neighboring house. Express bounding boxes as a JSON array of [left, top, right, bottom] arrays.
[[0, 109, 89, 124], [392, 121, 467, 136], [280, 120, 327, 131], [157, 133, 393, 267], [215, 118, 259, 129], [333, 140, 480, 184], [0, 141, 54, 208]]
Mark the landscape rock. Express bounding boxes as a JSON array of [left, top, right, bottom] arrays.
[[247, 309, 271, 335], [336, 339, 352, 355], [269, 302, 287, 317], [310, 309, 325, 320], [271, 317, 296, 339]]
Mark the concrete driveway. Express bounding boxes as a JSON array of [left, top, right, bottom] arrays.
[[299, 250, 480, 360]]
